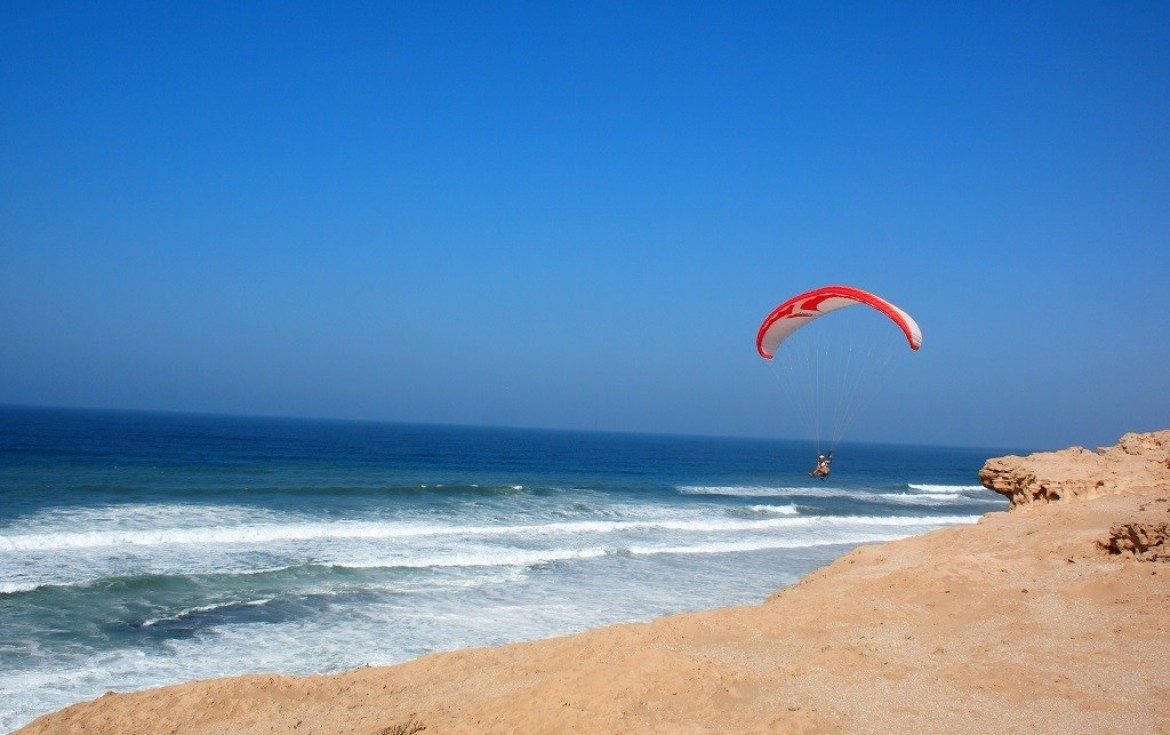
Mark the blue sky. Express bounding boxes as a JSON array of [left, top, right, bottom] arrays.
[[2, 1, 1167, 450]]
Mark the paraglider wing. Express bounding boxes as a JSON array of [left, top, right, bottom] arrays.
[[756, 285, 922, 360]]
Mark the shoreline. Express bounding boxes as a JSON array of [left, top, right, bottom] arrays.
[[16, 432, 1170, 735]]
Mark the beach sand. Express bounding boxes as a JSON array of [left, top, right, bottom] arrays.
[[17, 432, 1170, 735]]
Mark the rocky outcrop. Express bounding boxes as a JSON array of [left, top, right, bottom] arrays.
[[979, 431, 1170, 509], [1099, 517, 1170, 561]]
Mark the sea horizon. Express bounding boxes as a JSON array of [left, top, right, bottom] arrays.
[[0, 402, 1036, 455]]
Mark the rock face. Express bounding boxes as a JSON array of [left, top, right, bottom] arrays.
[[1100, 519, 1170, 561], [980, 431, 1170, 509]]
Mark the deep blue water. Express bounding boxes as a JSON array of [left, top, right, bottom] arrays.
[[0, 406, 1012, 732]]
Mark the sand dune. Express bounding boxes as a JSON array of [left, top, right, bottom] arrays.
[[17, 432, 1170, 735]]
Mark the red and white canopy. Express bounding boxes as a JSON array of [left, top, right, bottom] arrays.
[[756, 285, 922, 360]]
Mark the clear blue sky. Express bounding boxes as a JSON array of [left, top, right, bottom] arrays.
[[2, 1, 1167, 450]]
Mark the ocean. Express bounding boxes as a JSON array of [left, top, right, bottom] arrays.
[[0, 406, 1011, 732]]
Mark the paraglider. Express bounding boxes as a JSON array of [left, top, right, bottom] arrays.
[[756, 285, 921, 360], [756, 285, 921, 471], [810, 451, 833, 479]]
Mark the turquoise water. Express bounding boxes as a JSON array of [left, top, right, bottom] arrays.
[[0, 406, 1011, 732]]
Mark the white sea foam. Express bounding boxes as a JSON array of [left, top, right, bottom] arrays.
[[680, 483, 1000, 504], [52, 515, 973, 576], [11, 502, 275, 530], [678, 485, 858, 498], [339, 546, 613, 570], [679, 484, 962, 501], [140, 599, 273, 628], [0, 513, 981, 554], [629, 533, 924, 556], [0, 511, 981, 598], [744, 504, 800, 515], [877, 492, 977, 505], [0, 580, 39, 595], [678, 485, 799, 496], [907, 484, 988, 494]]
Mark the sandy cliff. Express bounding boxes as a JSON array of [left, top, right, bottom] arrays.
[[980, 430, 1170, 508], [18, 433, 1170, 735]]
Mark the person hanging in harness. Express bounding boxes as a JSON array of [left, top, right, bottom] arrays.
[[809, 450, 833, 479]]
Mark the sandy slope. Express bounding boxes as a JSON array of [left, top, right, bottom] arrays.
[[17, 433, 1170, 735]]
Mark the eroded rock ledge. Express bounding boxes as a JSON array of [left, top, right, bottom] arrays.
[[979, 430, 1170, 509], [1099, 518, 1170, 561]]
